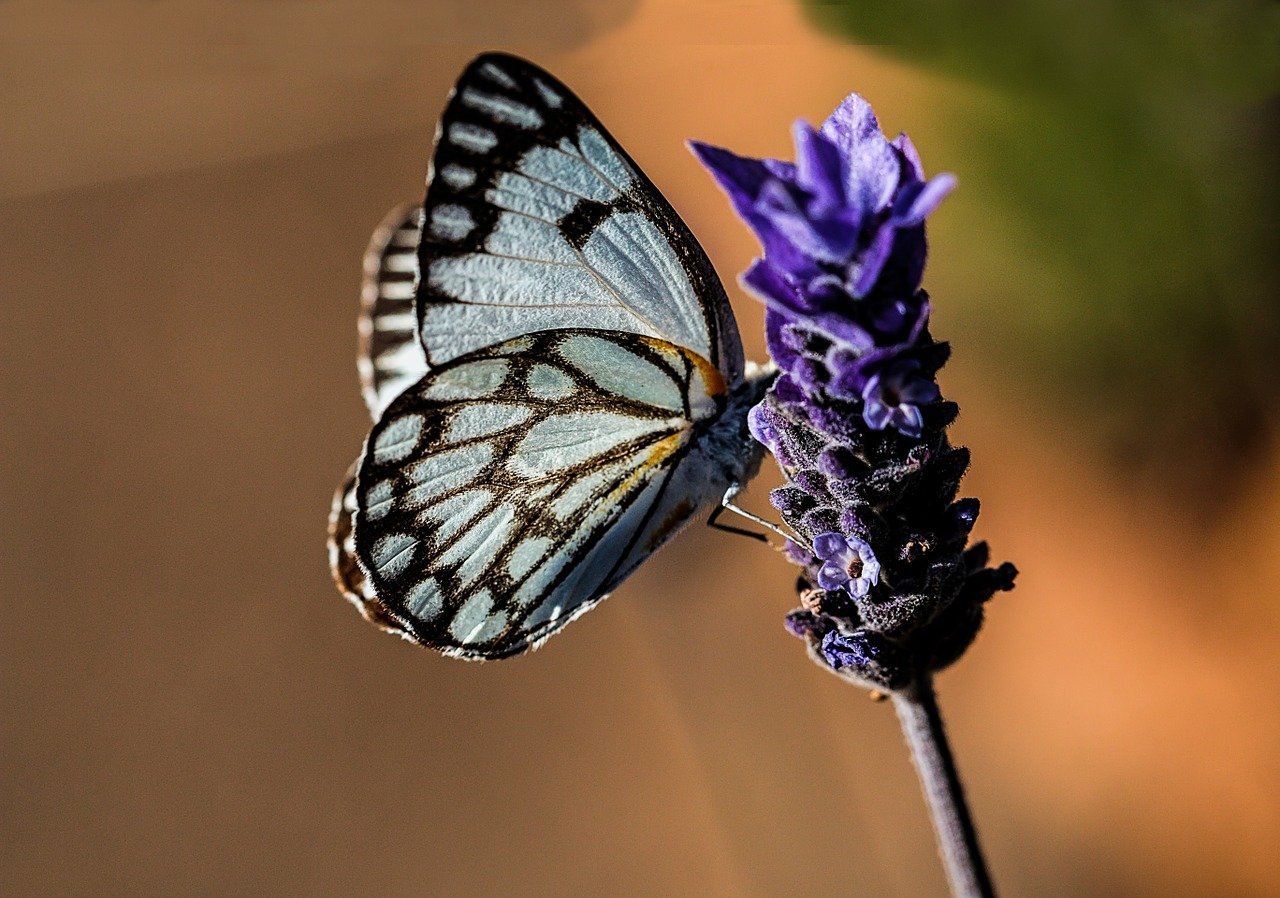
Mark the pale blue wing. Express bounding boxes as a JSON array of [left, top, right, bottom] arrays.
[[416, 52, 746, 386], [352, 329, 729, 658]]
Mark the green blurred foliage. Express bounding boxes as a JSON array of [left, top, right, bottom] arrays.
[[805, 0, 1279, 505]]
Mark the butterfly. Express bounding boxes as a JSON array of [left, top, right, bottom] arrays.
[[328, 53, 775, 659]]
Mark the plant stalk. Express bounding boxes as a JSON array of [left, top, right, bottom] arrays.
[[891, 675, 995, 898]]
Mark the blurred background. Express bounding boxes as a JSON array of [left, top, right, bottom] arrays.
[[3, 1, 1277, 895]]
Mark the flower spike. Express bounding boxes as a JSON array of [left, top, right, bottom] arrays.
[[694, 93, 1014, 692]]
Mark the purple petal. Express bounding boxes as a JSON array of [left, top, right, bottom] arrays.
[[792, 120, 846, 209], [762, 157, 797, 180], [827, 366, 862, 400], [806, 212, 863, 264], [894, 405, 925, 438], [688, 140, 773, 210], [892, 173, 957, 228], [820, 94, 881, 154], [851, 225, 898, 298], [865, 565, 882, 586], [754, 185, 836, 262], [863, 400, 893, 431], [907, 294, 932, 342], [813, 314, 877, 353], [742, 259, 807, 314], [817, 563, 849, 590], [869, 293, 928, 340], [746, 404, 779, 450], [764, 309, 802, 370], [820, 94, 900, 215], [783, 539, 811, 565], [813, 532, 848, 559], [772, 371, 807, 406], [892, 133, 925, 181], [755, 177, 803, 216], [785, 610, 828, 639]]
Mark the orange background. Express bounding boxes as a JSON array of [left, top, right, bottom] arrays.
[[4, 2, 1278, 895]]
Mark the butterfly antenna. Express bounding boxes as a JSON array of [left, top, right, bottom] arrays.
[[708, 484, 797, 546]]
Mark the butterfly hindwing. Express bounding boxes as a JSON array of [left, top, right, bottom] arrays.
[[417, 52, 745, 386], [328, 463, 407, 635], [353, 329, 728, 658]]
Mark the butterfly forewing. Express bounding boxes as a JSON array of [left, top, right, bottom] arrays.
[[358, 204, 429, 417], [353, 329, 726, 658], [417, 52, 745, 385]]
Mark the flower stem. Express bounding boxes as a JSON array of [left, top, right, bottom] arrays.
[[891, 675, 995, 898]]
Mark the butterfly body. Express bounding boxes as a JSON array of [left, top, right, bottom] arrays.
[[329, 53, 771, 658]]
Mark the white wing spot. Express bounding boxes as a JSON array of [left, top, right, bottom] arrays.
[[374, 312, 415, 332], [372, 414, 423, 464], [449, 589, 494, 642], [371, 533, 416, 579], [429, 249, 599, 306], [448, 122, 498, 153], [582, 212, 712, 359], [364, 478, 396, 521], [429, 204, 475, 241], [404, 443, 493, 505], [422, 359, 509, 401], [418, 488, 492, 543], [445, 403, 534, 443], [526, 364, 576, 400], [452, 505, 517, 584], [460, 88, 543, 129], [375, 341, 425, 375], [383, 250, 417, 273], [479, 62, 517, 89], [517, 144, 618, 203], [507, 536, 552, 581], [480, 210, 579, 263], [436, 505, 517, 579], [405, 577, 443, 620], [440, 164, 477, 189], [451, 589, 507, 645], [533, 78, 562, 108], [509, 412, 675, 478], [523, 596, 565, 631], [557, 334, 682, 410], [379, 280, 416, 300], [488, 171, 577, 221], [549, 464, 620, 520]]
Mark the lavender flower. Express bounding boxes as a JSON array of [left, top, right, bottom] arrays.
[[814, 532, 880, 597], [695, 94, 1015, 693], [861, 358, 941, 438]]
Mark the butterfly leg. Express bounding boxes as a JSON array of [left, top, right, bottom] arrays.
[[708, 483, 794, 544]]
